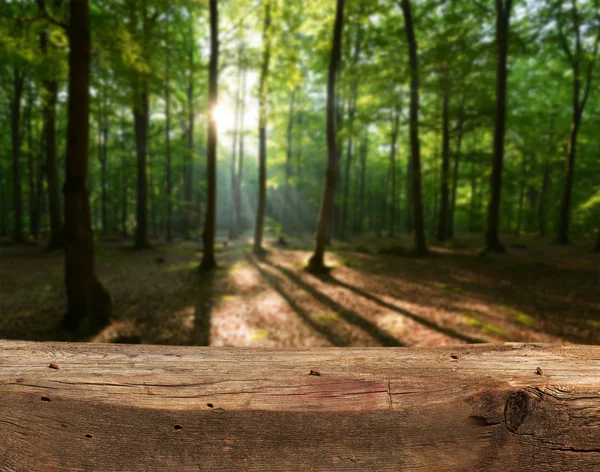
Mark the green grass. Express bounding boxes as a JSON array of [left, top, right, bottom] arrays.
[[514, 312, 536, 327], [587, 320, 600, 328]]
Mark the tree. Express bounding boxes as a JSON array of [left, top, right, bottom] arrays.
[[554, 0, 599, 244], [10, 67, 25, 243], [307, 0, 345, 273], [253, 0, 272, 255], [40, 31, 63, 249], [399, 0, 427, 255], [485, 0, 513, 253], [61, 0, 111, 334], [200, 0, 219, 271]]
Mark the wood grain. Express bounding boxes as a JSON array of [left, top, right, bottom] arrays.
[[1, 341, 599, 471]]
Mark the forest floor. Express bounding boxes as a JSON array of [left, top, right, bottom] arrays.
[[0, 233, 598, 347]]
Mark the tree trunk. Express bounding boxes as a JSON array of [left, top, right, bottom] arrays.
[[308, 0, 345, 272], [164, 12, 173, 243], [485, 0, 512, 253], [42, 31, 62, 248], [283, 89, 296, 236], [437, 87, 450, 242], [62, 0, 111, 334], [341, 25, 362, 240], [230, 47, 243, 240], [121, 120, 128, 238], [100, 88, 109, 238], [448, 103, 465, 240], [200, 0, 219, 271], [556, 6, 599, 244], [131, 3, 150, 250], [389, 104, 400, 237], [253, 0, 272, 254], [184, 23, 195, 240], [235, 51, 248, 236], [358, 139, 368, 234], [515, 153, 526, 236], [400, 0, 427, 255], [133, 88, 150, 249], [10, 68, 25, 243]]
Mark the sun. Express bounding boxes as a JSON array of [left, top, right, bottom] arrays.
[[211, 103, 236, 132]]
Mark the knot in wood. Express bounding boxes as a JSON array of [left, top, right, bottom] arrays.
[[504, 390, 532, 432]]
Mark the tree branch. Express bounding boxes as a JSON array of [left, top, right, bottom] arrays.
[[579, 26, 600, 113], [35, 0, 67, 30]]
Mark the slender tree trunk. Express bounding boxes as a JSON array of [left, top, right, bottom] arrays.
[[341, 26, 362, 240], [389, 104, 400, 237], [307, 0, 345, 272], [42, 31, 62, 248], [358, 139, 368, 234], [184, 23, 195, 239], [485, 0, 512, 253], [133, 87, 150, 248], [164, 12, 173, 242], [437, 87, 451, 241], [253, 0, 272, 254], [26, 83, 37, 238], [230, 46, 243, 240], [556, 6, 599, 244], [283, 88, 296, 236], [515, 153, 526, 236], [200, 0, 219, 271], [99, 87, 109, 237], [448, 103, 465, 239], [400, 0, 427, 255], [121, 119, 128, 238], [131, 2, 150, 249], [10, 68, 25, 243], [62, 0, 111, 334], [235, 52, 248, 235]]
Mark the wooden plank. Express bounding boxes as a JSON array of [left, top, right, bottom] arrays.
[[0, 341, 599, 471]]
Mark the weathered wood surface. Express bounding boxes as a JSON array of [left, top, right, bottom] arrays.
[[1, 342, 599, 471]]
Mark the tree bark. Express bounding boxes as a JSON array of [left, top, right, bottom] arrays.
[[308, 0, 345, 272], [183, 20, 195, 240], [200, 0, 219, 271], [389, 104, 400, 237], [230, 46, 243, 240], [41, 31, 62, 249], [400, 0, 427, 255], [253, 0, 272, 254], [437, 87, 451, 242], [341, 25, 362, 240], [556, 5, 599, 244], [235, 51, 248, 236], [485, 0, 512, 253], [62, 0, 111, 334], [164, 10, 173, 243], [10, 68, 25, 243], [131, 2, 151, 250], [283, 89, 296, 236], [358, 139, 368, 234], [448, 102, 465, 240]]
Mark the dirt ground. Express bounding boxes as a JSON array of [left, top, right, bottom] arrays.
[[1, 233, 598, 347]]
